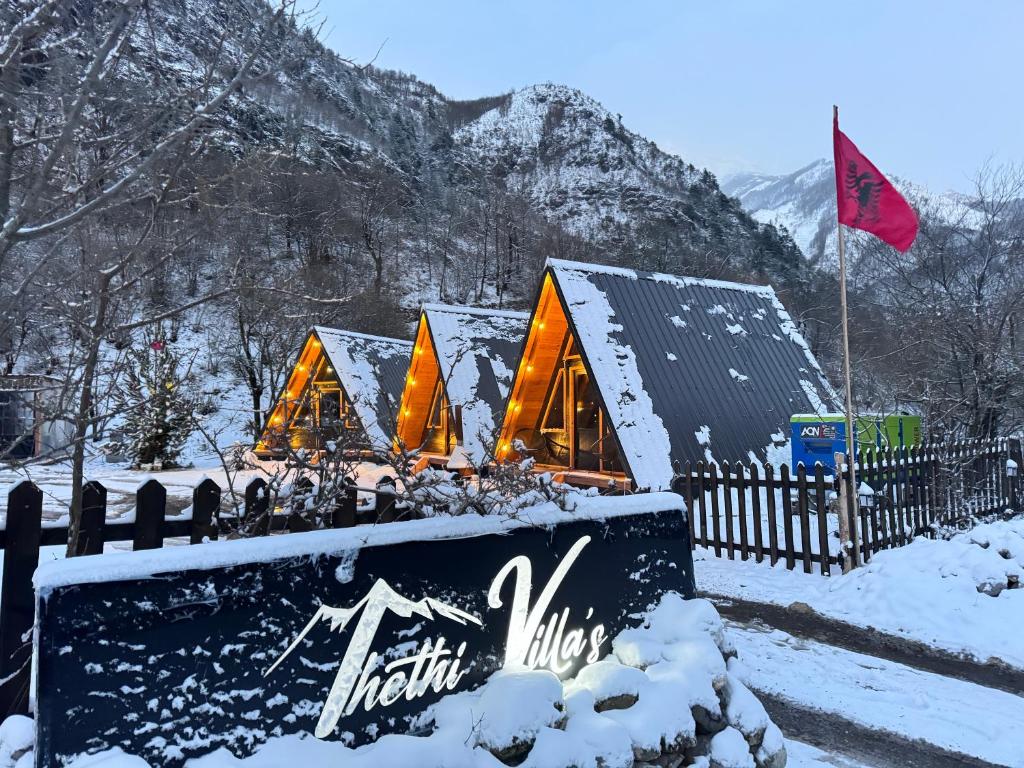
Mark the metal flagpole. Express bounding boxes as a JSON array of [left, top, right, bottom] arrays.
[[834, 105, 861, 570]]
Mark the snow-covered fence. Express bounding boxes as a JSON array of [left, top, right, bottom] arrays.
[[674, 437, 1023, 576], [0, 475, 399, 718]]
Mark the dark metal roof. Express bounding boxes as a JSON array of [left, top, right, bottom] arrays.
[[549, 259, 839, 486]]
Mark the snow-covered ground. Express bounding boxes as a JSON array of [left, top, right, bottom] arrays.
[[729, 623, 1024, 767], [695, 517, 1024, 669]]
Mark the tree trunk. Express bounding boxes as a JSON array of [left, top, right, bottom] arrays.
[[67, 274, 111, 556]]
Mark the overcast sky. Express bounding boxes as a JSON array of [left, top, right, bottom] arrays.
[[302, 1, 1023, 192]]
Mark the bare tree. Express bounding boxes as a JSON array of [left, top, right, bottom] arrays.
[[0, 0, 300, 552], [854, 164, 1024, 439]]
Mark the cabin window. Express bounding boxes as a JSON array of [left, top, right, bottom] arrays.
[[569, 366, 623, 474], [424, 379, 449, 453], [318, 390, 341, 428], [541, 369, 565, 431], [428, 380, 445, 429]]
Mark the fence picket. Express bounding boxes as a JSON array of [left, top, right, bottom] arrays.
[[814, 464, 830, 576], [765, 464, 779, 566], [75, 481, 107, 557], [796, 465, 812, 573], [682, 462, 696, 550], [735, 464, 749, 561], [333, 481, 357, 528], [722, 462, 735, 560], [0, 482, 42, 716], [244, 478, 270, 536], [709, 465, 722, 558], [749, 464, 764, 563], [696, 462, 709, 549], [780, 464, 795, 570], [190, 479, 221, 544], [134, 480, 166, 551]]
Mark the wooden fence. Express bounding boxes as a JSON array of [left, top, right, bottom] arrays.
[[674, 438, 1023, 577], [0, 475, 401, 718]]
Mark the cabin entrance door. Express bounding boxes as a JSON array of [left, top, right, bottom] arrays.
[[568, 364, 623, 475]]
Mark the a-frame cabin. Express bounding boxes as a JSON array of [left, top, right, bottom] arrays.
[[498, 259, 839, 491], [255, 327, 412, 459], [395, 304, 528, 470]]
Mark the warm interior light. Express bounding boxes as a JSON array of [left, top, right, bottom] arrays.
[[538, 322, 545, 329], [514, 403, 522, 413], [527, 364, 534, 373], [404, 408, 410, 416]]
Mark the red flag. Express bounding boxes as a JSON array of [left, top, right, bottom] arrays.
[[833, 113, 918, 252]]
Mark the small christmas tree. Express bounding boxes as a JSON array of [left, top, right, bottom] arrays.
[[110, 328, 198, 468]]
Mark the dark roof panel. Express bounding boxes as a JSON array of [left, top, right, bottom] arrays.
[[550, 259, 838, 489]]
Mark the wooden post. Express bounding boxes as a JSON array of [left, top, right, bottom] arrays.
[[750, 463, 764, 563], [288, 477, 315, 532], [681, 461, 696, 550], [722, 461, 735, 560], [0, 481, 42, 716], [134, 479, 166, 551], [696, 462, 709, 548], [814, 463, 831, 576], [375, 477, 397, 524], [780, 464, 795, 570], [735, 463, 749, 561], [765, 463, 779, 566], [832, 112, 863, 562], [709, 464, 722, 558], [190, 478, 221, 544], [796, 464, 812, 574], [332, 480, 357, 528], [74, 480, 107, 556], [245, 478, 270, 536], [835, 452, 854, 573]]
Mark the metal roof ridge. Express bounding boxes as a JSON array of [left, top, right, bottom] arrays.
[[545, 258, 778, 297], [311, 325, 413, 347], [420, 302, 530, 320]]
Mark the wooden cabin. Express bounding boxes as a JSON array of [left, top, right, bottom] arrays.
[[395, 304, 528, 471], [0, 375, 72, 460], [497, 259, 838, 491], [255, 327, 412, 459]]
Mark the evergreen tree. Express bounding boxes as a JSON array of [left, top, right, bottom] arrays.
[[110, 330, 198, 468]]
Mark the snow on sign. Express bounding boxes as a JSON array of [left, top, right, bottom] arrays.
[[32, 495, 694, 766]]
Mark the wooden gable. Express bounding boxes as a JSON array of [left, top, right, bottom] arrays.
[[255, 330, 362, 456], [394, 314, 454, 458], [498, 272, 630, 490]]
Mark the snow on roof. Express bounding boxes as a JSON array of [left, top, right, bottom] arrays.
[[313, 327, 412, 451], [35, 491, 687, 592], [423, 305, 528, 464], [547, 259, 840, 487]]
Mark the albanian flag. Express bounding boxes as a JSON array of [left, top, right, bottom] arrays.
[[833, 113, 918, 252]]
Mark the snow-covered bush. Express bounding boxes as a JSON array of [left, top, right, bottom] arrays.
[[0, 596, 786, 768]]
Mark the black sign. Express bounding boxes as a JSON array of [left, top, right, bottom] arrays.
[[34, 504, 693, 766]]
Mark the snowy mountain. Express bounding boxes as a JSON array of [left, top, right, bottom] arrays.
[[723, 159, 971, 267], [113, 0, 808, 302], [723, 160, 838, 265], [452, 84, 803, 286]]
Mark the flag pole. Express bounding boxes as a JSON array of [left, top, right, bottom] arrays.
[[834, 104, 861, 570]]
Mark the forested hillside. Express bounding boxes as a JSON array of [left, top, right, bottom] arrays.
[[0, 0, 816, 455]]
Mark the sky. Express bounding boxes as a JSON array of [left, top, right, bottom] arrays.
[[301, 1, 1024, 192]]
